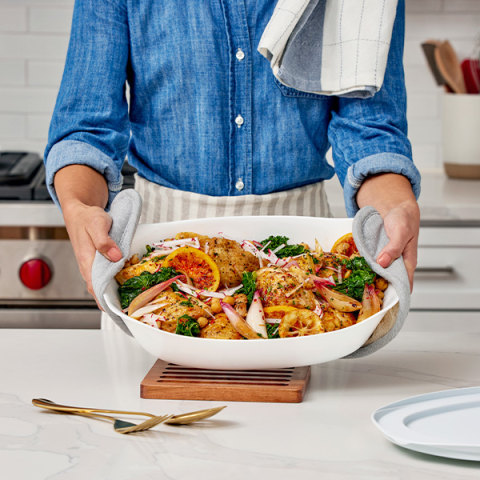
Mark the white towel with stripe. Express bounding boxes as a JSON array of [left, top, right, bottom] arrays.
[[258, 0, 399, 98]]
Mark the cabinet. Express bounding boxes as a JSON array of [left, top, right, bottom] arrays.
[[411, 226, 480, 310]]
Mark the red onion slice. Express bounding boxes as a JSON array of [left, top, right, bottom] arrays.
[[245, 291, 268, 338], [221, 302, 262, 340], [130, 302, 169, 319], [127, 275, 185, 316], [151, 237, 200, 249]]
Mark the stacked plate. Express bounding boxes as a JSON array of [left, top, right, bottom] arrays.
[[373, 386, 480, 461]]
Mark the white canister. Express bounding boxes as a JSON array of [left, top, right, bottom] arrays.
[[442, 93, 480, 179]]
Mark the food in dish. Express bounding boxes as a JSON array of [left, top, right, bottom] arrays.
[[115, 232, 388, 340]]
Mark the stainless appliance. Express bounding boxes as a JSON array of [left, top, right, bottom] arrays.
[[0, 151, 136, 328]]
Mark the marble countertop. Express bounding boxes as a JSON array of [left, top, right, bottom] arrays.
[[1, 171, 480, 227], [2, 312, 480, 479]]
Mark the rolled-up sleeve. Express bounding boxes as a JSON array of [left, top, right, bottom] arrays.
[[327, 0, 421, 217], [44, 0, 129, 207]]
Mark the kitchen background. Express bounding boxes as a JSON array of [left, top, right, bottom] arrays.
[[0, 0, 479, 168]]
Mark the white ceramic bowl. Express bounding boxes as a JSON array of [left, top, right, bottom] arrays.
[[104, 216, 398, 370]]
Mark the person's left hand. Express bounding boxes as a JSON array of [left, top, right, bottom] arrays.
[[355, 173, 420, 291]]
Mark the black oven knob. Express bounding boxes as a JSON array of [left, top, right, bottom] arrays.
[[19, 258, 52, 290]]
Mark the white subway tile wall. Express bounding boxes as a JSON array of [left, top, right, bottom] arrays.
[[0, 0, 478, 170]]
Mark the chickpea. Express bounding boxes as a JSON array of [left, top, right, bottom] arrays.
[[211, 298, 222, 313], [375, 277, 388, 291], [197, 317, 209, 328], [223, 296, 235, 305]]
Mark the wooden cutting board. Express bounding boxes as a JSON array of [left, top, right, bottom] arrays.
[[141, 360, 311, 403]]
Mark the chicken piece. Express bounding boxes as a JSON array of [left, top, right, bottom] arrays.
[[315, 253, 348, 282], [200, 313, 242, 339], [207, 237, 259, 287], [176, 232, 259, 288], [146, 290, 209, 333], [159, 318, 177, 334], [115, 259, 163, 285], [294, 254, 316, 276], [234, 293, 248, 317], [320, 306, 356, 332], [256, 267, 317, 309]]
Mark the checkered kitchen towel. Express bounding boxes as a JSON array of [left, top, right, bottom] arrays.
[[258, 0, 398, 98]]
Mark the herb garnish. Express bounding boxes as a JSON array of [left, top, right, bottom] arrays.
[[118, 267, 180, 309], [179, 300, 194, 307], [176, 315, 200, 337], [333, 257, 376, 301]]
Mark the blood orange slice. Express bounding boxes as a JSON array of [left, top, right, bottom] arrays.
[[331, 233, 358, 257], [162, 247, 220, 291]]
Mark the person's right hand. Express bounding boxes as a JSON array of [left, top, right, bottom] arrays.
[[63, 201, 123, 306], [54, 165, 123, 307], [63, 202, 122, 304]]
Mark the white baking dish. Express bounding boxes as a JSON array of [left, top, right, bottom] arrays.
[[104, 216, 398, 369]]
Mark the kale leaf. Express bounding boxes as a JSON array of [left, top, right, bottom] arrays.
[[260, 235, 289, 251], [266, 323, 280, 339], [237, 271, 257, 306], [333, 257, 376, 301], [260, 235, 306, 258], [142, 244, 154, 258], [118, 267, 180, 309], [176, 314, 200, 337]]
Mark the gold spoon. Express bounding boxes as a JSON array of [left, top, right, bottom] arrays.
[[32, 398, 226, 431], [68, 411, 174, 434]]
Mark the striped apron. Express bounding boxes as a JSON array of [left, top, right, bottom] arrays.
[[135, 175, 331, 222]]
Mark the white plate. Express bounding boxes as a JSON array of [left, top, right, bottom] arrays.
[[372, 386, 480, 461], [104, 215, 398, 370]]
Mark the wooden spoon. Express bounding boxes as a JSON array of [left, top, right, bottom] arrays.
[[421, 40, 444, 86], [434, 40, 467, 94]]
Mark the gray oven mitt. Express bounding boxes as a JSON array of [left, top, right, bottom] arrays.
[[345, 206, 411, 358], [91, 189, 142, 335], [345, 207, 410, 358]]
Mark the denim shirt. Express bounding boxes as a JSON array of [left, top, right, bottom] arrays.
[[45, 0, 420, 217]]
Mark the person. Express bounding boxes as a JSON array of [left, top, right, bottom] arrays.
[[45, 0, 420, 307]]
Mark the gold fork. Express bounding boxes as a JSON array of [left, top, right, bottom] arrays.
[[74, 411, 173, 434], [32, 398, 226, 433]]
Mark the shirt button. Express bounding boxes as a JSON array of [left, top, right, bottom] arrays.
[[235, 179, 244, 191], [235, 115, 244, 127], [236, 49, 245, 61]]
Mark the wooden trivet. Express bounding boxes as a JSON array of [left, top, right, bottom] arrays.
[[140, 360, 311, 403]]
